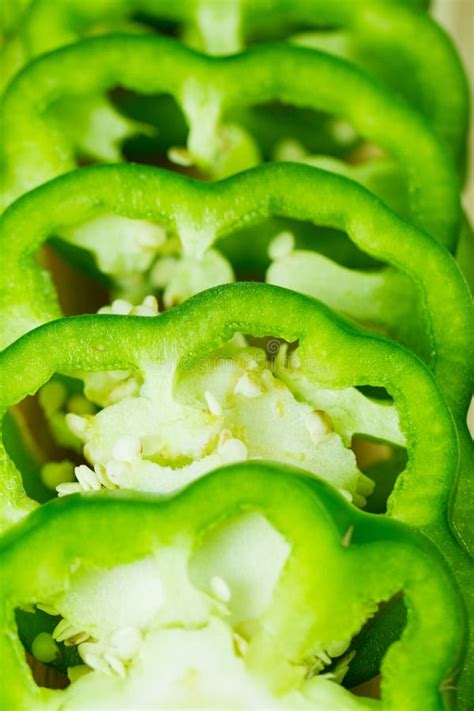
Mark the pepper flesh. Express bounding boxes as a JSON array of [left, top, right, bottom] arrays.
[[0, 163, 470, 413], [0, 0, 470, 704], [1, 162, 472, 560], [0, 462, 465, 709], [2, 0, 467, 171], [0, 285, 467, 605], [0, 34, 461, 253]]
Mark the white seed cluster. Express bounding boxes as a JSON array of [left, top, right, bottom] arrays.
[[38, 601, 143, 678], [304, 637, 352, 679], [37, 570, 236, 680], [98, 295, 159, 318], [210, 575, 232, 603], [51, 333, 371, 512], [56, 463, 117, 497], [78, 627, 142, 678], [204, 390, 223, 417], [67, 413, 90, 440], [217, 429, 248, 463], [167, 146, 194, 167], [53, 618, 91, 647]]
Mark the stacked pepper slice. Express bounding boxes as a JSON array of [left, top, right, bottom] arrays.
[[0, 34, 462, 250], [1, 162, 471, 556], [0, 462, 464, 710], [1, 0, 467, 169], [0, 283, 471, 705], [0, 1, 472, 709]]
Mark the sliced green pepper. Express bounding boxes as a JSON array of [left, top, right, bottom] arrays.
[[1, 163, 471, 407], [1, 161, 471, 558], [0, 281, 471, 702], [1, 161, 472, 551], [0, 34, 461, 252], [0, 461, 465, 709], [0, 287, 466, 611], [4, 1, 466, 170], [0, 2, 469, 708], [0, 282, 418, 522]]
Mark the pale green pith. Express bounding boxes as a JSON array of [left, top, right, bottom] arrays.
[[61, 214, 235, 305], [44, 330, 403, 503], [35, 511, 374, 709]]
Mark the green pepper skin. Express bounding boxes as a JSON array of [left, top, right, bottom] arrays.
[[1, 163, 471, 411], [0, 279, 459, 535], [1, 163, 472, 565], [0, 282, 471, 701], [4, 1, 466, 168], [0, 35, 461, 251], [0, 461, 465, 710], [2, 411, 52, 504]]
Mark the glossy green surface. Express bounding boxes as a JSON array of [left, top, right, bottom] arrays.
[[0, 462, 464, 709], [0, 35, 461, 251], [3, 1, 466, 167]]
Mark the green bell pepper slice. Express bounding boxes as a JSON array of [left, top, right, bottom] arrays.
[[0, 282, 470, 685], [1, 162, 472, 556], [1, 163, 471, 410], [1, 281, 450, 530], [0, 461, 465, 709], [4, 1, 465, 169], [0, 34, 461, 252]]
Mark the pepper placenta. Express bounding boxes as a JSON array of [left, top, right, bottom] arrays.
[[0, 461, 464, 709]]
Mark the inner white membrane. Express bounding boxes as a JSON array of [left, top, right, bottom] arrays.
[[35, 512, 377, 709], [39, 302, 404, 506]]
